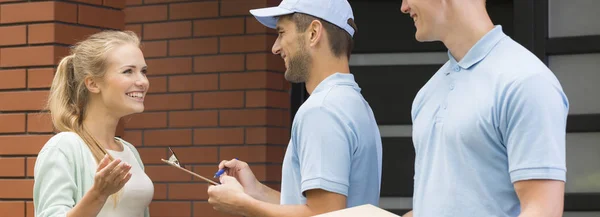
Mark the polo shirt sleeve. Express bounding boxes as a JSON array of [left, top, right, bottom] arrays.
[[503, 73, 569, 183], [294, 105, 355, 197]]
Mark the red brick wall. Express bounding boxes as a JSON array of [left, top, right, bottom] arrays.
[[0, 1, 125, 216], [0, 0, 289, 216], [121, 0, 288, 216]]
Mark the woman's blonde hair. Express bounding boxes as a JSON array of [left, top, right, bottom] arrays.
[[47, 30, 141, 207]]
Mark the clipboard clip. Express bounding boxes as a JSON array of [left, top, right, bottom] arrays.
[[161, 146, 220, 185]]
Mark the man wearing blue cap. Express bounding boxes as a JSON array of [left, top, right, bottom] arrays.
[[206, 0, 383, 216], [400, 0, 568, 217]]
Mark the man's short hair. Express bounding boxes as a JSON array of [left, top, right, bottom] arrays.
[[287, 13, 357, 59]]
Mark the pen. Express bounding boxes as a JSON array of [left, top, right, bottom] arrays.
[[214, 158, 238, 178]]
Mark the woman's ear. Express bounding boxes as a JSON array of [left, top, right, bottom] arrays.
[[85, 76, 101, 94]]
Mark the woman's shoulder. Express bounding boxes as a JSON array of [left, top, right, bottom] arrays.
[[36, 132, 87, 165], [40, 132, 85, 152]]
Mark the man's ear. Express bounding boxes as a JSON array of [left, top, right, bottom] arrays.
[[85, 76, 101, 94], [308, 20, 324, 47]]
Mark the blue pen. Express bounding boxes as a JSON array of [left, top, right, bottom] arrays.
[[214, 158, 238, 178]]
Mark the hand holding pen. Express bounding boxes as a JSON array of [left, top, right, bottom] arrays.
[[214, 158, 263, 198]]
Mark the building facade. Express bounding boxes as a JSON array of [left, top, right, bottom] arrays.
[[0, 0, 597, 216]]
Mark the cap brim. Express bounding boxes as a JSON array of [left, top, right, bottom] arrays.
[[249, 6, 294, 29]]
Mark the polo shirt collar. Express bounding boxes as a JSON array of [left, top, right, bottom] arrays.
[[448, 25, 507, 69], [312, 72, 360, 94]]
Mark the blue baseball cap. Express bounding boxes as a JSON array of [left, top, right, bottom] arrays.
[[249, 0, 356, 37]]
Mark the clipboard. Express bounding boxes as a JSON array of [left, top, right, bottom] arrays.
[[161, 147, 220, 185]]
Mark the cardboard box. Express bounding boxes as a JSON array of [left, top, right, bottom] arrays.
[[313, 204, 401, 217]]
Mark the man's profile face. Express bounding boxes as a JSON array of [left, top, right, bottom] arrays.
[[401, 0, 446, 42], [272, 16, 312, 83]]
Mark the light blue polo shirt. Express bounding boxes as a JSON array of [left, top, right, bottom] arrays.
[[280, 72, 383, 207], [411, 26, 569, 217]]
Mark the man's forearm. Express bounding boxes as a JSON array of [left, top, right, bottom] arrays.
[[251, 183, 281, 204], [403, 210, 413, 217], [241, 197, 313, 217], [518, 206, 562, 217]]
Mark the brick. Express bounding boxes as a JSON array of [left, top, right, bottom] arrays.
[[0, 0, 25, 3], [246, 16, 275, 34], [267, 145, 286, 163], [0, 91, 49, 111], [26, 157, 36, 177], [194, 202, 241, 217], [146, 57, 192, 75], [153, 183, 167, 200], [220, 71, 285, 90], [27, 68, 55, 89], [220, 35, 271, 53], [141, 41, 167, 58], [193, 92, 244, 109], [145, 0, 190, 3], [191, 165, 217, 182], [26, 201, 33, 217], [104, 0, 126, 9], [219, 146, 267, 163], [219, 109, 266, 126], [27, 113, 54, 133], [246, 90, 290, 108], [248, 164, 268, 181], [267, 164, 282, 181], [0, 201, 25, 217], [0, 158, 25, 177], [0, 114, 25, 133], [148, 201, 191, 217], [168, 111, 218, 128], [144, 93, 192, 111], [143, 21, 191, 40], [145, 166, 192, 182], [122, 130, 142, 147], [1, 46, 69, 67], [0, 25, 26, 46], [123, 112, 167, 129], [0, 135, 50, 155], [147, 76, 167, 93], [169, 2, 218, 20], [29, 23, 100, 45], [169, 183, 209, 200], [168, 147, 217, 164], [125, 24, 142, 38], [168, 74, 218, 92], [69, 0, 102, 5], [168, 38, 218, 56], [194, 55, 244, 73], [125, 5, 167, 23], [246, 127, 290, 145], [193, 18, 244, 36], [126, 0, 142, 6], [143, 129, 192, 146], [1, 2, 77, 24], [78, 5, 125, 29], [137, 147, 167, 164], [0, 179, 33, 199], [220, 109, 286, 127], [193, 128, 244, 145], [221, 0, 268, 16], [0, 69, 26, 90], [246, 53, 285, 72]]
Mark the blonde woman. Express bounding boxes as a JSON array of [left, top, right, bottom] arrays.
[[33, 30, 153, 217]]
